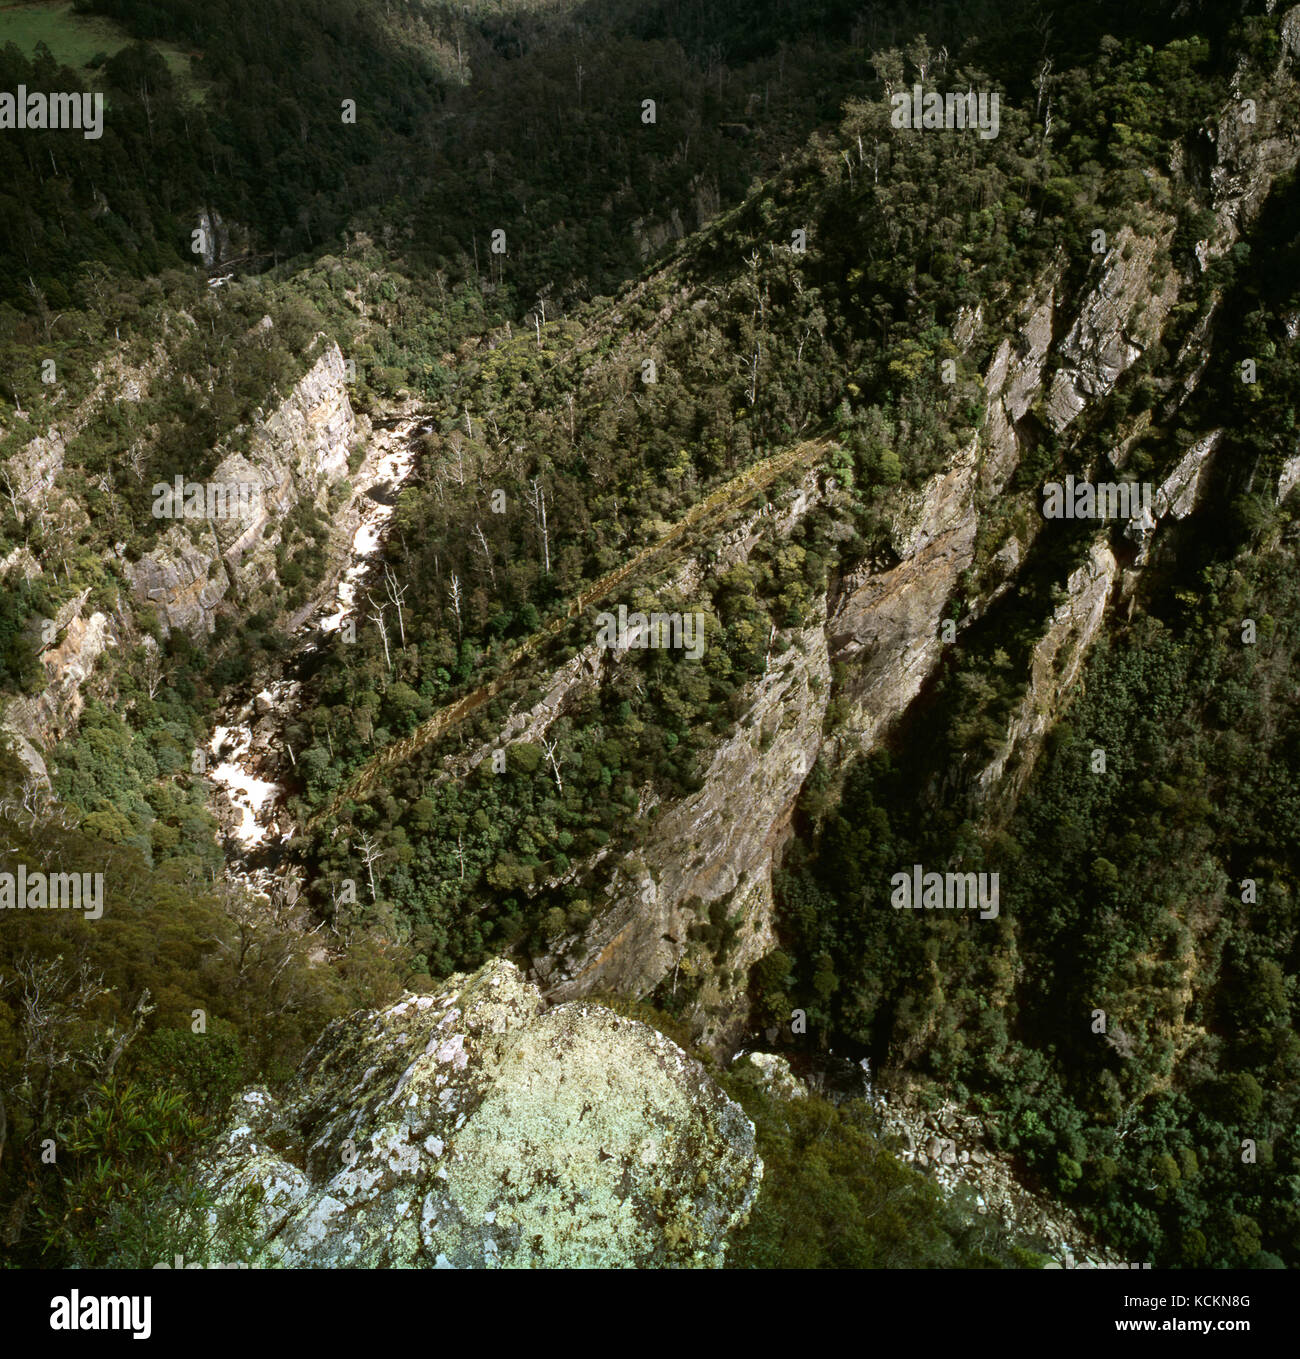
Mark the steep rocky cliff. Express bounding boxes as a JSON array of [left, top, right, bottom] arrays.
[[539, 612, 829, 1052], [197, 959, 761, 1267], [0, 336, 375, 762], [523, 13, 1300, 1060], [2, 591, 116, 750], [128, 336, 365, 637]]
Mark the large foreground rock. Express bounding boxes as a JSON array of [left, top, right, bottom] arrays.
[[200, 959, 761, 1267]]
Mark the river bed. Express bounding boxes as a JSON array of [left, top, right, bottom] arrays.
[[206, 415, 426, 855]]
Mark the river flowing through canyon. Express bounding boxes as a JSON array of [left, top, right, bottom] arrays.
[[205, 414, 427, 883]]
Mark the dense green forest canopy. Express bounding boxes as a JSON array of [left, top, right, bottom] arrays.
[[0, 0, 1297, 1271]]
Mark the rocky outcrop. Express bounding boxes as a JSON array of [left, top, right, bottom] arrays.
[[434, 470, 826, 1052], [0, 723, 49, 787], [196, 959, 761, 1268], [194, 208, 240, 269], [128, 530, 231, 637], [1124, 429, 1221, 558], [1202, 6, 1300, 263], [1, 340, 170, 517], [524, 78, 1288, 1048], [533, 279, 1063, 1051], [1154, 430, 1220, 520], [870, 1084, 1123, 1267], [1046, 224, 1178, 432], [128, 338, 361, 635], [3, 591, 116, 748], [537, 614, 830, 1054], [1279, 450, 1300, 504], [552, 174, 1237, 1043], [0, 338, 365, 761], [956, 10, 1300, 810], [741, 1052, 808, 1102], [980, 290, 1055, 488], [5, 428, 67, 511], [973, 439, 1222, 811], [826, 282, 1061, 754], [829, 436, 981, 749], [977, 539, 1119, 801], [633, 207, 686, 259]]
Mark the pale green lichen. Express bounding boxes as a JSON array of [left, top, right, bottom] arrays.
[[195, 959, 761, 1267]]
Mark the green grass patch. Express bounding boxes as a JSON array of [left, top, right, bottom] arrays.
[[0, 2, 206, 99]]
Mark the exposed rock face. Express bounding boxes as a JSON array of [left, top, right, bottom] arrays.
[[539, 170, 1240, 1051], [535, 280, 1061, 1051], [0, 545, 42, 582], [0, 338, 384, 776], [1154, 430, 1220, 520], [128, 530, 230, 638], [2, 339, 171, 517], [1124, 430, 1221, 558], [198, 959, 761, 1268], [870, 1085, 1123, 1267], [537, 615, 830, 1053], [194, 208, 243, 268], [1046, 224, 1178, 432], [826, 283, 1061, 755], [0, 724, 49, 787], [741, 1052, 808, 1102], [473, 475, 828, 1052], [1204, 6, 1300, 261], [129, 339, 361, 635], [522, 93, 1285, 1054], [950, 20, 1300, 816], [633, 207, 686, 258], [1279, 449, 1300, 504], [980, 290, 1055, 488], [830, 436, 981, 750], [6, 427, 67, 509], [3, 592, 116, 747], [977, 539, 1119, 801]]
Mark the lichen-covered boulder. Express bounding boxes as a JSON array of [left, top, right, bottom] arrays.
[[740, 1052, 808, 1102], [199, 959, 761, 1267]]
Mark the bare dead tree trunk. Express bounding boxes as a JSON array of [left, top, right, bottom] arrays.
[[100, 989, 155, 1078], [356, 831, 383, 903], [383, 564, 408, 648], [471, 522, 497, 589], [542, 736, 563, 793], [448, 573, 463, 640], [526, 479, 550, 574], [367, 596, 392, 670]]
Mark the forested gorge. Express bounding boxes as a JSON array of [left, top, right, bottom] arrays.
[[0, 0, 1297, 1270], [769, 151, 1300, 1268], [282, 0, 1254, 1044]]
